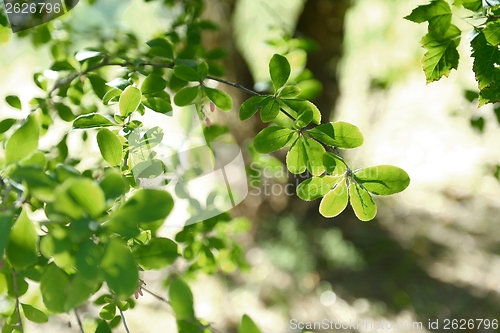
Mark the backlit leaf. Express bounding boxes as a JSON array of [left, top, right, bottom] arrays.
[[319, 178, 348, 218], [269, 54, 291, 90], [405, 0, 452, 35], [354, 165, 411, 196], [204, 86, 232, 111], [97, 128, 123, 166], [119, 86, 142, 117], [6, 207, 38, 270], [349, 182, 377, 221], [296, 175, 342, 201], [73, 113, 116, 129], [239, 96, 267, 120], [5, 114, 39, 166], [307, 121, 364, 148]]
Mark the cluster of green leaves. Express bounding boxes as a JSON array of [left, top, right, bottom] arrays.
[[406, 0, 500, 106], [246, 55, 410, 221]]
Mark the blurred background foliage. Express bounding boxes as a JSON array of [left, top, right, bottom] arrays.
[[2, 0, 500, 332]]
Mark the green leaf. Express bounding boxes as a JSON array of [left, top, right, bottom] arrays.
[[253, 126, 298, 154], [282, 99, 321, 124], [319, 178, 349, 218], [119, 86, 142, 117], [5, 95, 21, 109], [73, 113, 116, 129], [76, 241, 103, 281], [453, 0, 482, 11], [405, 0, 452, 35], [100, 170, 129, 201], [10, 166, 58, 201], [50, 60, 76, 71], [197, 62, 209, 79], [471, 31, 500, 105], [323, 152, 347, 175], [143, 97, 172, 114], [286, 138, 307, 174], [5, 114, 39, 166], [108, 189, 174, 238], [100, 238, 138, 299], [0, 214, 13, 258], [102, 89, 122, 105], [141, 74, 168, 95], [483, 21, 500, 46], [174, 86, 199, 106], [96, 320, 113, 333], [238, 315, 262, 333], [54, 102, 75, 122], [147, 38, 174, 59], [41, 263, 70, 313], [420, 25, 461, 83], [204, 86, 232, 111], [53, 178, 106, 219], [169, 278, 195, 320], [0, 118, 17, 134], [296, 175, 343, 201], [99, 304, 116, 320], [239, 96, 267, 120], [88, 74, 110, 100], [303, 137, 326, 176], [260, 97, 280, 122], [106, 78, 131, 91], [6, 207, 38, 270], [307, 121, 364, 148], [349, 182, 377, 222], [354, 165, 411, 196], [133, 238, 180, 270], [174, 65, 200, 82], [269, 54, 291, 90], [21, 303, 48, 323], [294, 106, 313, 129], [278, 86, 301, 99], [97, 128, 123, 166]]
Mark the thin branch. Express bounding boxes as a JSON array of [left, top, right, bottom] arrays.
[[118, 307, 131, 333], [12, 270, 24, 333], [206, 75, 297, 121], [74, 308, 85, 333], [141, 286, 169, 304]]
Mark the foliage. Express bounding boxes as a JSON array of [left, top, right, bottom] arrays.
[[0, 0, 410, 331], [406, 0, 500, 106]]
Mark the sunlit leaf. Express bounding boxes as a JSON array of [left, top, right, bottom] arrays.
[[169, 278, 195, 320], [174, 86, 199, 106], [307, 121, 364, 148], [405, 0, 452, 35], [349, 182, 377, 221], [354, 165, 411, 196], [119, 86, 142, 117], [203, 86, 232, 111], [319, 178, 348, 218], [73, 113, 116, 129], [5, 114, 39, 166], [296, 175, 342, 201], [97, 128, 123, 166], [238, 315, 262, 333], [141, 73, 168, 95], [269, 54, 291, 90], [133, 238, 180, 270], [6, 208, 38, 270], [253, 126, 298, 154]]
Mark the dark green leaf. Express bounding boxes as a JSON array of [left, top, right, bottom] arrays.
[[240, 96, 267, 120], [73, 113, 116, 129], [254, 126, 298, 154], [5, 114, 39, 166], [0, 214, 13, 258], [471, 31, 500, 105], [100, 238, 138, 299], [88, 74, 110, 99], [349, 182, 377, 222], [5, 95, 21, 109], [97, 128, 123, 166], [281, 99, 321, 124], [307, 121, 364, 148], [54, 102, 75, 122], [119, 86, 142, 117], [354, 165, 411, 196], [420, 25, 461, 83], [143, 97, 173, 114], [453, 0, 482, 11], [5, 207, 38, 270], [405, 0, 452, 35], [21, 303, 48, 323], [133, 238, 180, 270], [147, 38, 174, 59], [174, 65, 200, 82], [0, 118, 17, 134], [53, 178, 106, 219], [100, 170, 129, 201], [174, 86, 199, 106], [50, 61, 76, 71], [106, 78, 131, 91], [278, 86, 301, 99], [76, 241, 103, 280], [286, 138, 307, 174], [269, 54, 291, 90], [169, 278, 195, 320], [319, 178, 349, 218], [260, 97, 280, 122], [141, 74, 168, 95], [204, 86, 232, 111], [41, 263, 70, 313]]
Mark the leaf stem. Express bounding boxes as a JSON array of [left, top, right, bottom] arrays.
[[74, 309, 85, 333], [118, 307, 131, 333], [12, 269, 24, 333]]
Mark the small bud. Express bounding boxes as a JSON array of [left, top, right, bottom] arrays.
[[206, 118, 211, 128], [210, 102, 215, 112]]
